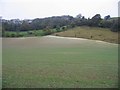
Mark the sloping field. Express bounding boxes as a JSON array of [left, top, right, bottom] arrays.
[[2, 36, 118, 88], [53, 26, 119, 44]]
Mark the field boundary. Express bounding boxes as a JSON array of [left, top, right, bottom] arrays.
[[46, 35, 118, 45]]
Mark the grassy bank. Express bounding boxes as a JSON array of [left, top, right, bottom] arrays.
[[53, 26, 119, 44]]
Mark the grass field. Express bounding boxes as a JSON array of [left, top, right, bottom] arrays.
[[2, 36, 118, 88], [53, 26, 119, 44]]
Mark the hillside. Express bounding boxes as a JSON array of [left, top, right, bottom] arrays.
[[53, 26, 119, 44]]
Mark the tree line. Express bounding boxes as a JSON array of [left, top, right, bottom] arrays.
[[2, 14, 120, 37]]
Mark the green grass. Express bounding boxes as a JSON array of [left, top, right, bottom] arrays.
[[2, 37, 118, 88], [53, 26, 119, 44], [4, 29, 58, 37], [4, 30, 45, 37]]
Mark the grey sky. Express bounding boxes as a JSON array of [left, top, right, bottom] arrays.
[[0, 0, 119, 20]]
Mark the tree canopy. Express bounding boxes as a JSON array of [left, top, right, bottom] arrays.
[[2, 14, 120, 35]]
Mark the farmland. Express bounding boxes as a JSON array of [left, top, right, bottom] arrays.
[[2, 36, 118, 88]]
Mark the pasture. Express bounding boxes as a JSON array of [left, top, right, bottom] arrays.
[[2, 36, 118, 88]]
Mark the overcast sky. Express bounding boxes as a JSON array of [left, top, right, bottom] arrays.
[[0, 0, 119, 20]]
